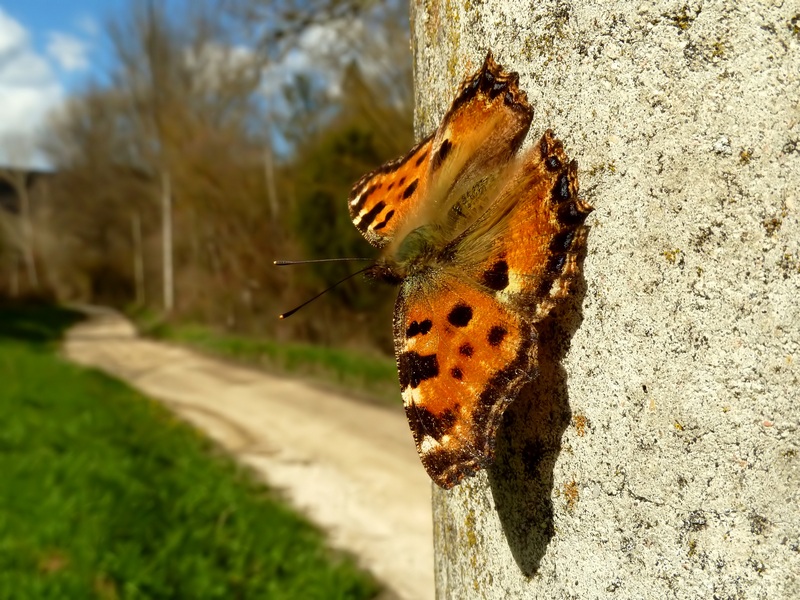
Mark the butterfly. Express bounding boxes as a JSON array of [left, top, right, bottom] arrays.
[[347, 51, 593, 489]]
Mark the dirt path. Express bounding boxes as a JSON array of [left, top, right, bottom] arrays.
[[63, 307, 433, 600]]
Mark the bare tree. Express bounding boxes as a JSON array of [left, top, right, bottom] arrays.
[[230, 0, 368, 57], [36, 0, 416, 348]]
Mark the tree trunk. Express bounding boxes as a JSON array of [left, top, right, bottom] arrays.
[[264, 140, 280, 218], [17, 178, 38, 290], [132, 211, 145, 306], [411, 1, 799, 598], [161, 170, 174, 312], [10, 252, 20, 297]]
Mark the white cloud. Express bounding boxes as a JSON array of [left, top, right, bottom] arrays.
[[0, 8, 27, 55], [185, 42, 260, 92], [76, 15, 99, 37], [0, 8, 64, 167], [0, 49, 52, 86], [261, 20, 362, 101], [46, 32, 90, 72]]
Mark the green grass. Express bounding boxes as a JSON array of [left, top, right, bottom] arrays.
[[142, 320, 400, 405], [0, 304, 380, 599]]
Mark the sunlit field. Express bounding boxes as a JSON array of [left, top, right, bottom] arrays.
[[0, 305, 380, 599]]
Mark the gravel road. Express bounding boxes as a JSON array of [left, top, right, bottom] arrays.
[[63, 307, 434, 600]]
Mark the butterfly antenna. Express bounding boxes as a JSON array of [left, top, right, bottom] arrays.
[[274, 258, 372, 266], [277, 265, 372, 319]]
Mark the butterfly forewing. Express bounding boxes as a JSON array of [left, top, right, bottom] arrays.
[[423, 53, 533, 238], [347, 52, 534, 249], [348, 135, 434, 247]]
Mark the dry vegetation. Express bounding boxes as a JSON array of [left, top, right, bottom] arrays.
[[0, 0, 413, 356]]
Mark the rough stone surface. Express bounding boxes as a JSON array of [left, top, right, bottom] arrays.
[[411, 1, 799, 598]]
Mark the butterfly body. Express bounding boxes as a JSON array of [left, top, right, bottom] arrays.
[[350, 52, 592, 488]]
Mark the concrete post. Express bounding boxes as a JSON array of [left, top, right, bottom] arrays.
[[411, 1, 799, 598]]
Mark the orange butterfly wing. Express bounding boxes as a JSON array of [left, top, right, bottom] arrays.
[[347, 52, 533, 248], [394, 274, 535, 487], [395, 129, 591, 488], [456, 130, 592, 317], [347, 134, 434, 247]]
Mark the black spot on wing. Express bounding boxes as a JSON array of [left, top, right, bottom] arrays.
[[414, 151, 428, 167], [535, 248, 572, 298], [545, 253, 567, 275], [406, 321, 419, 337], [558, 201, 589, 226], [487, 325, 507, 347], [459, 343, 474, 357], [398, 351, 439, 390], [550, 230, 575, 253], [373, 209, 395, 231], [481, 260, 509, 291], [451, 367, 463, 380], [490, 80, 507, 98], [431, 139, 452, 172], [447, 303, 473, 327], [545, 155, 562, 171], [552, 173, 570, 204], [402, 180, 418, 200], [479, 68, 495, 92], [439, 408, 457, 431], [350, 183, 378, 215], [356, 201, 386, 232], [406, 318, 432, 338], [539, 130, 563, 165], [407, 405, 457, 440]]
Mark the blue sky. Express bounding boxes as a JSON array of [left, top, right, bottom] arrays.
[[0, 1, 394, 166], [0, 1, 123, 164], [1, 0, 122, 85]]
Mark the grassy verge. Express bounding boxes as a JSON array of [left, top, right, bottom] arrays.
[[138, 317, 400, 405], [0, 304, 380, 599]]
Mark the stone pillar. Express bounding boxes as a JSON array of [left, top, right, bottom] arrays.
[[411, 1, 799, 597]]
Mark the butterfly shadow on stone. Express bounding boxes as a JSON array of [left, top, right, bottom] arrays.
[[487, 252, 590, 576]]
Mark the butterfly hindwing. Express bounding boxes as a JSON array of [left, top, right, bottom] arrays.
[[394, 273, 534, 488]]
